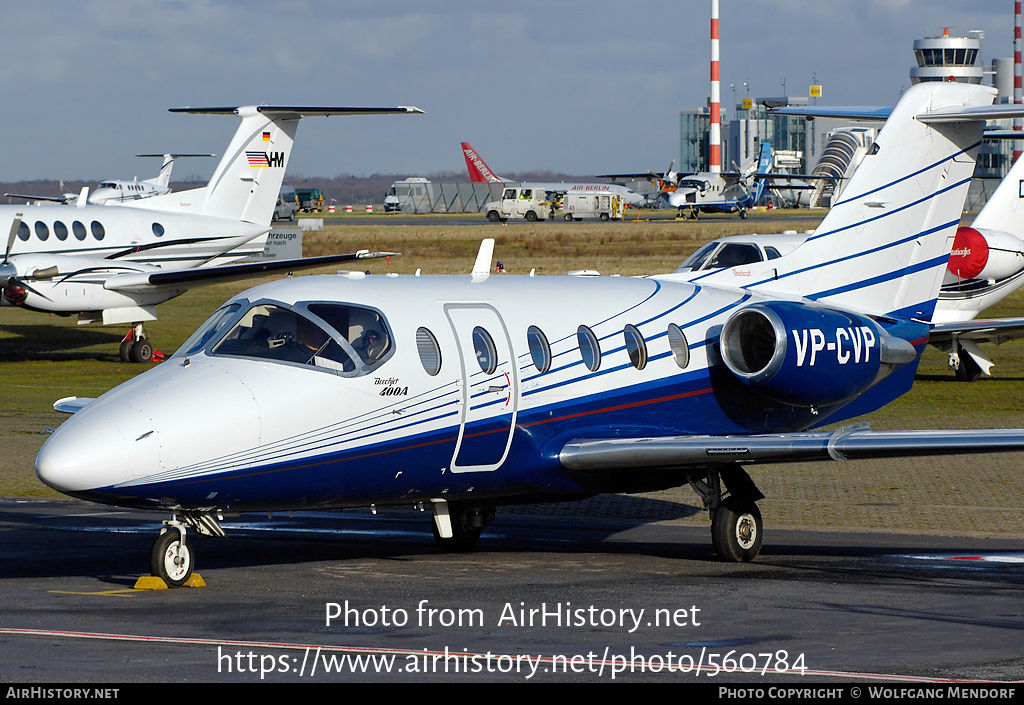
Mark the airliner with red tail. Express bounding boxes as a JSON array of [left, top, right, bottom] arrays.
[[460, 142, 646, 206]]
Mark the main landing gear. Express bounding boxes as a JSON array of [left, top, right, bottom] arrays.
[[689, 465, 765, 562], [430, 500, 494, 552], [119, 323, 161, 364]]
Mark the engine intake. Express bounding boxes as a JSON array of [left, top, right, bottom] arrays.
[[720, 301, 915, 407]]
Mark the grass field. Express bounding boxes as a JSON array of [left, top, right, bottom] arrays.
[[3, 210, 1022, 536]]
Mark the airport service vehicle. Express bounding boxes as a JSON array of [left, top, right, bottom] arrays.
[[295, 188, 325, 212], [484, 186, 550, 222], [384, 177, 432, 212], [0, 105, 422, 361], [462, 142, 646, 207], [274, 186, 298, 221], [36, 83, 1024, 586], [559, 192, 624, 221]]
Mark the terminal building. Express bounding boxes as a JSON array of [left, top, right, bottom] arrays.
[[680, 29, 1017, 209]]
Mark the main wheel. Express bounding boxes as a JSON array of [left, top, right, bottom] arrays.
[[150, 529, 195, 587], [711, 499, 763, 562], [432, 519, 482, 552], [119, 337, 134, 363], [954, 347, 982, 382], [739, 209, 748, 220], [129, 338, 153, 363]]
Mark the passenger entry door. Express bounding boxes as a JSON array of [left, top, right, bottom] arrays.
[[444, 303, 518, 472]]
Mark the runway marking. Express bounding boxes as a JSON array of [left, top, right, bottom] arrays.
[[47, 589, 137, 598], [903, 553, 1024, 564], [0, 627, 1000, 682]]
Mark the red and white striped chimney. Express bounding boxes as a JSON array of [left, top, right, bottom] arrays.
[[709, 0, 721, 174], [1015, 1, 1022, 159]]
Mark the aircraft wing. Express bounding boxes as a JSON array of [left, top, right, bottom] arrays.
[[929, 318, 1024, 346], [559, 425, 1024, 471], [4, 193, 70, 203], [103, 250, 398, 293]]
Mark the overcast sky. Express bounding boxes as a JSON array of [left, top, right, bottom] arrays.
[[0, 0, 1011, 182]]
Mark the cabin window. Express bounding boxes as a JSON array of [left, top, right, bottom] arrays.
[[212, 303, 359, 374], [34, 222, 49, 241], [765, 246, 781, 260], [623, 324, 647, 370], [527, 325, 551, 373], [152, 223, 164, 237], [577, 325, 601, 372], [416, 327, 442, 376], [17, 222, 29, 241], [667, 324, 690, 369], [72, 221, 87, 240], [91, 221, 105, 240], [473, 326, 498, 375], [53, 221, 68, 241]]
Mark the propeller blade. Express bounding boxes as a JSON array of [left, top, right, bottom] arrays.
[[4, 212, 23, 265]]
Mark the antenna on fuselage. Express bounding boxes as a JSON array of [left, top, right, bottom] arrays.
[[471, 238, 494, 282]]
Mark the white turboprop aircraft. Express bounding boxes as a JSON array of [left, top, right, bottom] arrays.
[[0, 105, 422, 361], [461, 142, 646, 207], [4, 154, 214, 206], [36, 83, 1024, 586]]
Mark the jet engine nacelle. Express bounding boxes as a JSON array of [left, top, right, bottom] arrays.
[[720, 301, 916, 407], [945, 226, 1024, 283]]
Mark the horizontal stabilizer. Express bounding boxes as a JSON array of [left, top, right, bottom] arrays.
[[169, 106, 424, 117], [930, 317, 1024, 346], [560, 426, 1024, 471]]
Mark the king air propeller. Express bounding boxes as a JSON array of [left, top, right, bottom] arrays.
[[0, 213, 51, 306]]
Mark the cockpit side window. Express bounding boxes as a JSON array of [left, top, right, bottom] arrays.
[[211, 303, 358, 374], [175, 302, 244, 357], [305, 303, 392, 369], [706, 243, 763, 269]]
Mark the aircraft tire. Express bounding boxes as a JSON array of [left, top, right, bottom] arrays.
[[119, 338, 134, 363], [432, 520, 482, 552], [954, 347, 982, 382], [711, 498, 762, 562], [739, 209, 748, 220], [150, 529, 195, 588], [129, 338, 154, 364]]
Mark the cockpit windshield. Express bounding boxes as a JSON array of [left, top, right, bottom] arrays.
[[674, 242, 719, 272], [185, 300, 393, 376]]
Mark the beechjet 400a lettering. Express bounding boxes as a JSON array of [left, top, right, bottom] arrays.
[[0, 105, 421, 361], [36, 83, 1024, 586]]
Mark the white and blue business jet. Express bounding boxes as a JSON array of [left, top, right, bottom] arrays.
[[37, 82, 1024, 586]]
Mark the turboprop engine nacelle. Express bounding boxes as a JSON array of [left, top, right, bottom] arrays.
[[945, 227, 1024, 283], [720, 301, 917, 407]]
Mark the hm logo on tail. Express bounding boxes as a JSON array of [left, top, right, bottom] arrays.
[[246, 151, 285, 168]]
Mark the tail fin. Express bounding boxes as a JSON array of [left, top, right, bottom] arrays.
[[140, 106, 422, 225], [461, 142, 505, 183], [751, 142, 772, 204], [151, 154, 175, 190], [708, 82, 998, 321], [969, 150, 1024, 236]]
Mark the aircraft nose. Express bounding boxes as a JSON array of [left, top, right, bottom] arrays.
[[36, 416, 131, 494]]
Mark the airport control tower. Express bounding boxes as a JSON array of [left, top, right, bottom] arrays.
[[910, 28, 984, 84]]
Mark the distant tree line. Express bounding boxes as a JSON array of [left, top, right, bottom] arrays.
[[0, 169, 596, 207]]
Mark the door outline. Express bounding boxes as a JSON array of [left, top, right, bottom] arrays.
[[444, 302, 518, 473]]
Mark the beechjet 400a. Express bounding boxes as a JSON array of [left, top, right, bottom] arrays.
[[0, 105, 421, 361], [36, 83, 1024, 586]]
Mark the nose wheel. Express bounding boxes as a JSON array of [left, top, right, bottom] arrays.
[[150, 527, 195, 587]]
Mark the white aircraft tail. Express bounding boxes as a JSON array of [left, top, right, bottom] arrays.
[[729, 82, 997, 321], [969, 149, 1024, 236], [135, 106, 422, 226]]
